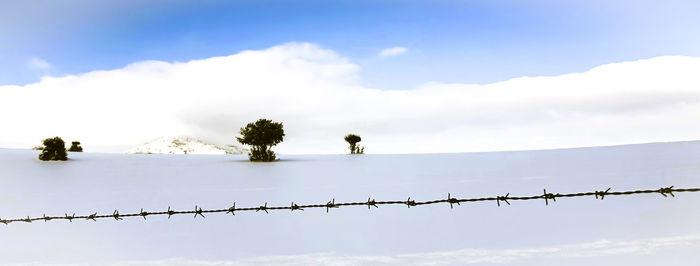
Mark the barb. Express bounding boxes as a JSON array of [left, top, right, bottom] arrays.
[[1, 185, 699, 226], [256, 202, 268, 214], [542, 189, 558, 206], [194, 205, 205, 218], [447, 193, 459, 209], [595, 188, 611, 200], [139, 208, 149, 220], [405, 197, 416, 208], [659, 186, 675, 197], [326, 199, 337, 213], [367, 198, 378, 209], [497, 193, 510, 207], [226, 203, 236, 216], [167, 206, 175, 219], [113, 210, 123, 221]]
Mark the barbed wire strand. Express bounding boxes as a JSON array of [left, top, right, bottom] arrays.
[[1, 186, 698, 225]]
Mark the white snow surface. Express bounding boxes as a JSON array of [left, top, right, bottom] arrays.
[[127, 136, 246, 155], [1, 141, 700, 265]]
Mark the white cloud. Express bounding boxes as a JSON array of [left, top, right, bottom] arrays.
[[8, 234, 700, 265], [2, 42, 700, 154], [378, 46, 408, 56], [179, 234, 700, 265], [27, 56, 51, 70]]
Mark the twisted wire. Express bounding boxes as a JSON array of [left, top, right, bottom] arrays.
[[1, 186, 698, 225]]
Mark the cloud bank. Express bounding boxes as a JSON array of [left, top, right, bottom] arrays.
[[378, 46, 408, 56], [2, 42, 700, 154]]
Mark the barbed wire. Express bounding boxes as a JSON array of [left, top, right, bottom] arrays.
[[1, 185, 699, 225]]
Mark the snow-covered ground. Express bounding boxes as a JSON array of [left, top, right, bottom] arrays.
[[127, 136, 246, 154], [1, 141, 700, 265]]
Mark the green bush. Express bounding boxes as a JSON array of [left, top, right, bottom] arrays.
[[68, 141, 83, 152], [236, 119, 285, 162], [344, 134, 364, 154], [38, 137, 68, 161]]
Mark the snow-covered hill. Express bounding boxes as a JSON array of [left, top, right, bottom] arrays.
[[1, 141, 699, 265], [127, 136, 246, 154]]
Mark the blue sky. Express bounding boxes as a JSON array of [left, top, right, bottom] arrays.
[[2, 0, 699, 90], [2, 0, 700, 153]]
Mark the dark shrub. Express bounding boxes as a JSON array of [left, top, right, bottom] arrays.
[[344, 134, 364, 154], [68, 141, 83, 152], [39, 137, 68, 161], [236, 119, 285, 161]]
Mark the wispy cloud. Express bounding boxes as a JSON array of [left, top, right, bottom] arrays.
[[8, 234, 700, 265], [27, 57, 51, 70], [2, 43, 700, 154], [378, 46, 408, 57]]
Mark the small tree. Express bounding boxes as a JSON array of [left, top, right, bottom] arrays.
[[68, 141, 83, 152], [38, 137, 68, 161], [236, 119, 285, 161], [344, 134, 364, 154]]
